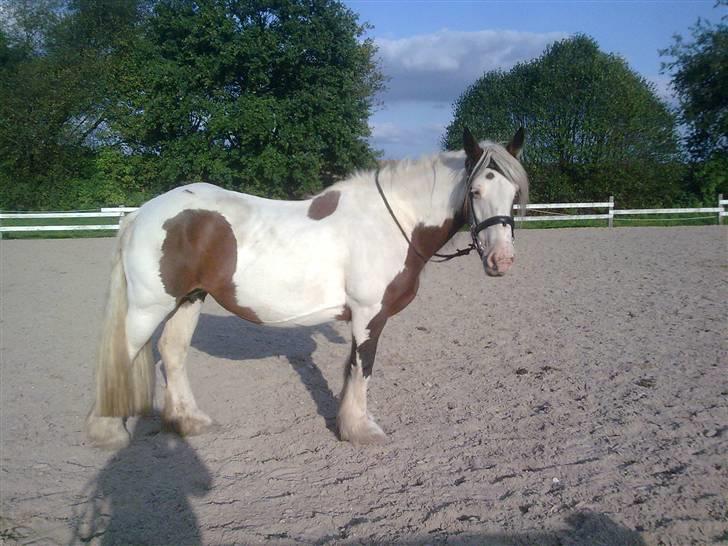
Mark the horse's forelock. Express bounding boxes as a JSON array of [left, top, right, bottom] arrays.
[[481, 141, 530, 215]]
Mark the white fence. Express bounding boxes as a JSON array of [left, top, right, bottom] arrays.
[[514, 199, 615, 224], [515, 194, 727, 228], [0, 210, 127, 232], [1, 195, 727, 234]]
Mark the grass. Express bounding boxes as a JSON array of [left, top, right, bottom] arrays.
[[518, 218, 608, 229], [611, 214, 719, 227], [0, 216, 119, 239]]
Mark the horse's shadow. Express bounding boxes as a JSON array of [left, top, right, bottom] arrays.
[[71, 418, 212, 545], [188, 313, 348, 433], [395, 511, 647, 545]]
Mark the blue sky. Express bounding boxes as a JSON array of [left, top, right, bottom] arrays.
[[344, 0, 724, 159]]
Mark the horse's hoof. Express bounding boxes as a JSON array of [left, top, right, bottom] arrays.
[[162, 410, 214, 436], [338, 416, 387, 446], [85, 415, 130, 450]]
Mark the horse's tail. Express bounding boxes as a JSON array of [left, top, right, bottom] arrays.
[[93, 210, 154, 418]]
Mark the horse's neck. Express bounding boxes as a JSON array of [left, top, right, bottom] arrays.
[[384, 156, 466, 231]]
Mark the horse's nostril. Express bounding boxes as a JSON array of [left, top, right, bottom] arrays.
[[492, 256, 514, 275]]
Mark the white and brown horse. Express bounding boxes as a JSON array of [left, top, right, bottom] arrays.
[[86, 128, 528, 448]]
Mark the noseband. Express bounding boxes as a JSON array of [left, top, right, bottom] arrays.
[[374, 149, 515, 263]]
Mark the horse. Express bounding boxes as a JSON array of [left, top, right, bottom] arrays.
[[85, 128, 529, 449]]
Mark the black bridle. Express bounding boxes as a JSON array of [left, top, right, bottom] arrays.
[[465, 149, 515, 259], [375, 149, 515, 263]]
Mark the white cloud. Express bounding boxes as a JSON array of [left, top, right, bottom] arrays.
[[370, 121, 443, 156], [368, 101, 453, 158], [369, 29, 567, 158], [370, 121, 406, 143], [375, 29, 567, 103]]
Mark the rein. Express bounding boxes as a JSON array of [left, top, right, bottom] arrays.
[[375, 170, 474, 263], [374, 149, 515, 263]]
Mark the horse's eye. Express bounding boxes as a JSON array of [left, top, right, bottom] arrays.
[[485, 172, 495, 180]]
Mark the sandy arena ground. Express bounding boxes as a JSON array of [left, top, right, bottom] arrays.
[[1, 226, 726, 545]]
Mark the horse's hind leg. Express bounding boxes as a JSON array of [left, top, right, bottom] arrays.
[[159, 297, 212, 436], [85, 410, 130, 450]]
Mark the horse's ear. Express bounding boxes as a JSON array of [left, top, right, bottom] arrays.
[[506, 127, 525, 158], [463, 127, 482, 166]]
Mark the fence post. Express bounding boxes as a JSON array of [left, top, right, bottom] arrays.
[[719, 194, 724, 226], [608, 196, 614, 228]]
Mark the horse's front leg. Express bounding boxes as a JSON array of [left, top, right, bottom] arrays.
[[337, 306, 388, 446]]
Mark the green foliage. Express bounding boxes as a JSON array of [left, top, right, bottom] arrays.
[[679, 155, 728, 203], [525, 162, 686, 207], [661, 10, 727, 161], [0, 0, 146, 209], [111, 0, 382, 198], [0, 0, 382, 209], [443, 36, 683, 207], [661, 5, 727, 200]]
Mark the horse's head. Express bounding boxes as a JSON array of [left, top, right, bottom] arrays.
[[463, 127, 528, 277]]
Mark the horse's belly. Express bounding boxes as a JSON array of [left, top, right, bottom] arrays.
[[231, 255, 346, 327], [257, 305, 344, 327]]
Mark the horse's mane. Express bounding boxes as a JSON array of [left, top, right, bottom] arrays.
[[372, 140, 530, 212]]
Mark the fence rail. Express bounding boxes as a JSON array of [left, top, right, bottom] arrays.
[[518, 214, 611, 222], [514, 201, 614, 210], [0, 211, 125, 219], [1, 194, 726, 234], [612, 207, 722, 215], [0, 224, 122, 232]]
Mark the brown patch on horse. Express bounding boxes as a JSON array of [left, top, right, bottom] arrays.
[[358, 218, 462, 377], [230, 304, 261, 323], [381, 219, 459, 316], [336, 305, 352, 322], [160, 209, 261, 323], [308, 191, 340, 220]]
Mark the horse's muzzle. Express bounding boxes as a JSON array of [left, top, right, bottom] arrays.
[[484, 251, 514, 277]]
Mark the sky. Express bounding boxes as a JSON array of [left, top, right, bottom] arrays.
[[343, 0, 724, 159]]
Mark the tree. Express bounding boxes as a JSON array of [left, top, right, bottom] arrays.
[[661, 4, 727, 200], [112, 0, 383, 198], [0, 0, 383, 209], [443, 36, 682, 206], [0, 0, 147, 209]]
